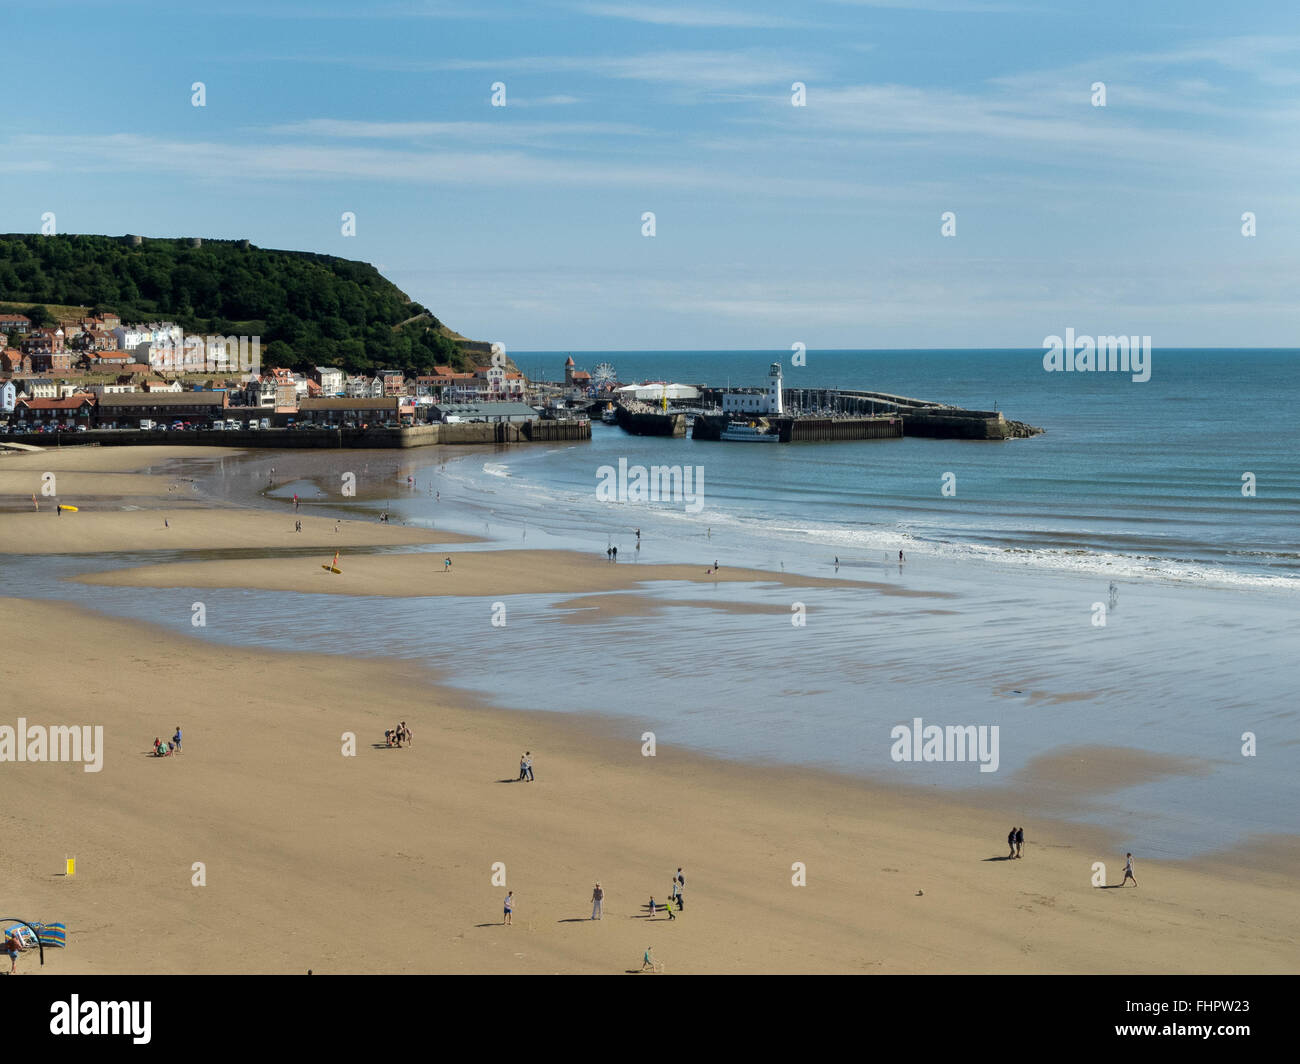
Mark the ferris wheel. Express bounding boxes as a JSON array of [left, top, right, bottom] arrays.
[[591, 361, 618, 387]]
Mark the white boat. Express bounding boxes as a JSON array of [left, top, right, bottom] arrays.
[[720, 421, 777, 442], [601, 406, 618, 424]]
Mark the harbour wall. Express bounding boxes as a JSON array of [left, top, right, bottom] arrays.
[[0, 420, 591, 450]]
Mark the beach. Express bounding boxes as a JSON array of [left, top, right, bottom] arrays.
[[1, 445, 1297, 974]]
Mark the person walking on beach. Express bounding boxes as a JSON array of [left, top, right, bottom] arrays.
[[612, 546, 617, 561], [640, 946, 655, 972], [172, 726, 182, 754], [664, 896, 676, 920], [1007, 827, 1017, 859], [675, 870, 685, 911], [504, 891, 513, 926], [1122, 853, 1138, 887], [524, 751, 534, 782], [591, 882, 604, 920], [899, 550, 905, 563], [1015, 826, 1025, 858], [443, 557, 452, 573]]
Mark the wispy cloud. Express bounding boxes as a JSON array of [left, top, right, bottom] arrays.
[[575, 3, 806, 29], [266, 118, 646, 143]]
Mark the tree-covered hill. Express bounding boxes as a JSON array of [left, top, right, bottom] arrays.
[[0, 234, 484, 375]]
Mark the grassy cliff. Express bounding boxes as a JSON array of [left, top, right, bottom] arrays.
[[0, 234, 487, 375]]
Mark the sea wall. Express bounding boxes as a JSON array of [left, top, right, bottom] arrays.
[[2, 420, 591, 450]]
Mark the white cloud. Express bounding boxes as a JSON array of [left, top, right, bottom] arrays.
[[575, 3, 806, 29]]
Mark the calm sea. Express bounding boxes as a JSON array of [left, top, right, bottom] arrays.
[[487, 349, 1300, 588]]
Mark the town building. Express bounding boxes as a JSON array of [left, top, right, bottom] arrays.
[[315, 366, 344, 396], [297, 397, 417, 425], [431, 401, 539, 424], [95, 391, 228, 428], [15, 395, 96, 427]]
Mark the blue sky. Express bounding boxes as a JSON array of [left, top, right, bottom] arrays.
[[3, 0, 1299, 349]]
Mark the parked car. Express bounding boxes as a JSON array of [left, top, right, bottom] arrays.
[[76, 425, 88, 432], [259, 418, 271, 430]]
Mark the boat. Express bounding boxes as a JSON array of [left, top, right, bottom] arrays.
[[601, 405, 618, 424], [720, 420, 777, 442]]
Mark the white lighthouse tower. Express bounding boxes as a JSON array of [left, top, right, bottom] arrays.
[[766, 362, 784, 415]]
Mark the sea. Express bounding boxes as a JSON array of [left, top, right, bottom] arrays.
[[8, 349, 1297, 861]]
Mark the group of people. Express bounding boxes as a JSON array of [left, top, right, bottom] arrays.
[[605, 546, 619, 561], [153, 727, 182, 757], [648, 869, 686, 920], [1006, 826, 1025, 858], [517, 752, 535, 782], [385, 722, 413, 748]]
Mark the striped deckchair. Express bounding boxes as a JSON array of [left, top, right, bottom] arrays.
[[3, 924, 38, 949], [33, 922, 66, 948]]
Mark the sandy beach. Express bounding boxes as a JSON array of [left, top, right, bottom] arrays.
[[74, 547, 908, 598], [3, 595, 1296, 975], [2, 446, 1297, 975]]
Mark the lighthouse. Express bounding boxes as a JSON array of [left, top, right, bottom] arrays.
[[767, 362, 784, 415]]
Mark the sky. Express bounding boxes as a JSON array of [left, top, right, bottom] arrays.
[[3, 0, 1299, 350]]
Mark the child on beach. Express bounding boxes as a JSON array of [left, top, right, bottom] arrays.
[[649, 897, 656, 917], [640, 946, 655, 972], [504, 891, 513, 925]]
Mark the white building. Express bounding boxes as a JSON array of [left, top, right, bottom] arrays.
[[86, 382, 138, 396], [615, 382, 700, 403], [0, 380, 15, 412], [722, 363, 784, 416], [316, 366, 344, 396], [17, 378, 57, 399]]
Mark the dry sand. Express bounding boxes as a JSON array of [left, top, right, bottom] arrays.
[[2, 596, 1296, 975]]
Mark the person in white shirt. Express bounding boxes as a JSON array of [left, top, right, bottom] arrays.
[[1122, 853, 1138, 887]]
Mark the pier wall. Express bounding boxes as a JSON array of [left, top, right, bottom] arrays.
[[2, 420, 590, 450], [775, 416, 903, 443], [614, 404, 686, 437]]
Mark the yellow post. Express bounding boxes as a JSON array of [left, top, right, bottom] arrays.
[[66, 857, 75, 877]]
